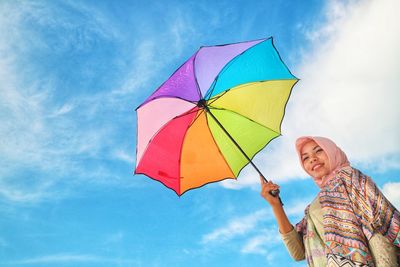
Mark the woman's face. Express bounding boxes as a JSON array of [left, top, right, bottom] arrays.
[[300, 140, 331, 179]]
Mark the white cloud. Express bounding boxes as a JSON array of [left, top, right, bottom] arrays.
[[9, 254, 100, 264], [0, 180, 55, 203], [197, 197, 313, 263], [169, 12, 197, 55], [287, 0, 400, 166], [241, 229, 281, 255], [222, 0, 400, 189], [201, 196, 310, 246], [0, 1, 127, 203], [114, 11, 200, 97], [285, 199, 310, 217], [201, 209, 269, 244], [5, 253, 137, 265], [200, 208, 299, 263], [113, 149, 135, 164], [382, 182, 400, 209], [48, 103, 74, 117]]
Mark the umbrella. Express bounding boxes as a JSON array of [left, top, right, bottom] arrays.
[[135, 37, 298, 196]]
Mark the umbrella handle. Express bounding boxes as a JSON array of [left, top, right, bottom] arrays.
[[271, 190, 284, 206], [269, 189, 280, 197], [261, 176, 284, 206]]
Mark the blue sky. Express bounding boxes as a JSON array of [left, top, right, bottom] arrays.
[[0, 0, 399, 266]]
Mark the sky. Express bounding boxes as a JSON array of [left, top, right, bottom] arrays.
[[0, 0, 399, 266]]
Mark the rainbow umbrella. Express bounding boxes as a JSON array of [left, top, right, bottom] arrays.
[[135, 37, 298, 196]]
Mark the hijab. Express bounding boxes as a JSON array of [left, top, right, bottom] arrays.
[[295, 136, 350, 188]]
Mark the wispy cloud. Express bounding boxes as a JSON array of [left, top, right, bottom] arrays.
[[4, 253, 138, 265], [285, 198, 310, 217], [114, 10, 200, 97], [48, 103, 75, 118], [0, 180, 57, 203], [0, 1, 138, 203], [197, 192, 325, 267], [113, 149, 135, 164], [240, 229, 281, 255], [200, 208, 294, 264], [382, 182, 400, 209], [201, 209, 269, 244]]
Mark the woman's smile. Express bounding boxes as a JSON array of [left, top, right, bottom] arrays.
[[312, 163, 323, 171]]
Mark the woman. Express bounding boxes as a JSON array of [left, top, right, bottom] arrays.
[[260, 136, 400, 266]]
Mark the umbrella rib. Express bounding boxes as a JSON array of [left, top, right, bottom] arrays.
[[204, 106, 269, 182], [207, 90, 229, 105], [204, 38, 272, 99], [204, 105, 284, 202], [202, 110, 237, 178], [270, 39, 298, 80], [207, 79, 298, 137], [136, 96, 198, 110], [205, 38, 299, 100], [143, 107, 200, 151], [176, 107, 232, 195], [206, 78, 297, 102], [174, 107, 200, 120], [192, 50, 204, 100], [186, 108, 205, 128], [136, 107, 200, 170]]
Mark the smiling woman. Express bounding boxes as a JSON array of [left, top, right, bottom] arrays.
[[260, 136, 400, 267]]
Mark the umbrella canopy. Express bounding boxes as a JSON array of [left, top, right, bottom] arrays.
[[135, 37, 298, 195]]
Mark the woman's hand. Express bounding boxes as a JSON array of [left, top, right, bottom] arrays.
[[260, 176, 281, 207]]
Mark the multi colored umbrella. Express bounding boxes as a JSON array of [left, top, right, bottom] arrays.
[[135, 37, 298, 196]]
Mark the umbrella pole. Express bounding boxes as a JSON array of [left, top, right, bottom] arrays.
[[204, 106, 282, 202]]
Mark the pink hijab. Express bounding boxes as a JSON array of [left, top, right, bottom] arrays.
[[295, 136, 350, 188]]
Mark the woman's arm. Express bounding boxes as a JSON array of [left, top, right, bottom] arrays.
[[259, 176, 293, 234], [260, 176, 305, 260]]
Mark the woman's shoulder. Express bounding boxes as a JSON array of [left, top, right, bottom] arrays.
[[337, 166, 367, 181], [336, 166, 375, 192], [325, 166, 353, 186], [325, 166, 367, 189], [337, 165, 354, 177]]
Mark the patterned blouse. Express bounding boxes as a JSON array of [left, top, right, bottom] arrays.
[[281, 166, 400, 266]]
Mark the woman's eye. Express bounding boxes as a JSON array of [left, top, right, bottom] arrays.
[[316, 148, 323, 153], [302, 156, 309, 162]]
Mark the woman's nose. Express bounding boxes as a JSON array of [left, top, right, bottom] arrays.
[[310, 155, 317, 162]]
